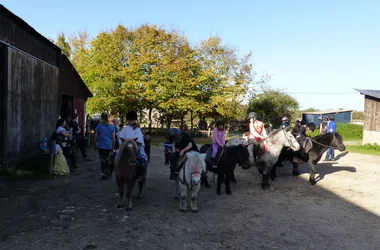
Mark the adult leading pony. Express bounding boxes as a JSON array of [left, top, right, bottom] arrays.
[[227, 127, 301, 190], [177, 151, 207, 213], [114, 138, 146, 211], [271, 132, 346, 185]]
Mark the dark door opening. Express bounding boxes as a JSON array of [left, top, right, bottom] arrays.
[[60, 95, 74, 119], [0, 43, 8, 166]]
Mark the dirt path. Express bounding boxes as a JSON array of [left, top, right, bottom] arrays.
[[1, 146, 380, 250]]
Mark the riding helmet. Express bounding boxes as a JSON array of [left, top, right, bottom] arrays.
[[307, 122, 317, 132], [281, 116, 289, 122], [167, 128, 182, 142], [126, 110, 138, 121], [247, 112, 258, 120]]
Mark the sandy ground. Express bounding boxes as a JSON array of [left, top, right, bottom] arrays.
[[1, 145, 380, 250]]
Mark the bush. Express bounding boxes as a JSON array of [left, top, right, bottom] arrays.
[[305, 123, 363, 140]]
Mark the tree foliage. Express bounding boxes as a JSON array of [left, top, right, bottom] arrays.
[[248, 89, 299, 126], [55, 24, 266, 127]]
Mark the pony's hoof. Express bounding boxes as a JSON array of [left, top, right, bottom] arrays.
[[180, 209, 187, 213], [226, 190, 232, 195], [217, 190, 222, 195], [309, 172, 317, 185], [116, 204, 125, 208], [292, 170, 300, 176], [191, 209, 198, 213], [174, 194, 180, 200], [270, 174, 277, 181], [262, 184, 270, 190], [126, 207, 133, 211]]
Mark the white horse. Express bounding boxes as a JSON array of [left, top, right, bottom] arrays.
[[174, 151, 206, 213], [227, 128, 300, 189]]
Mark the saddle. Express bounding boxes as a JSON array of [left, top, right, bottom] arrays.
[[303, 138, 313, 153], [205, 146, 224, 166], [252, 141, 268, 159]]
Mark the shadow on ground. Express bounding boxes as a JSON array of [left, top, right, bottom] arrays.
[[0, 146, 379, 250]]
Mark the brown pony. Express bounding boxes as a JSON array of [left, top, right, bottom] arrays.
[[114, 138, 145, 210]]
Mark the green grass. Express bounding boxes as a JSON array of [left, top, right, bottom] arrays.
[[346, 143, 380, 156], [346, 145, 380, 156], [306, 123, 363, 141]]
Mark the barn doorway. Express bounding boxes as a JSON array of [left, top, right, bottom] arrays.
[[0, 43, 8, 165], [60, 95, 73, 119]]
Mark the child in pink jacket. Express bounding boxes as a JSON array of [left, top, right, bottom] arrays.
[[211, 120, 226, 163]]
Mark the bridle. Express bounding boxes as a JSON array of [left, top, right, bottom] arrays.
[[264, 129, 298, 150], [177, 165, 202, 191]]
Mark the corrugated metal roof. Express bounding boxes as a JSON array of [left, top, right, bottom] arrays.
[[355, 89, 380, 100], [302, 109, 353, 115]]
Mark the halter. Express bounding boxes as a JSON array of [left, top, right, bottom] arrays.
[[264, 129, 298, 150], [177, 164, 202, 192]]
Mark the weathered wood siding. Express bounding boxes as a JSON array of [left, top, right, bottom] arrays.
[[0, 8, 59, 66], [364, 96, 380, 132], [5, 47, 59, 164]]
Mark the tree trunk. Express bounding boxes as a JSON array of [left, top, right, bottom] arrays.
[[180, 114, 185, 128], [167, 114, 173, 129], [190, 111, 194, 130], [148, 107, 153, 133]]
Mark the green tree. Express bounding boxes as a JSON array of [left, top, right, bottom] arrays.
[[55, 33, 71, 58], [195, 36, 253, 123], [248, 89, 299, 126]]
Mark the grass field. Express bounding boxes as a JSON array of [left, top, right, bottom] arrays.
[[346, 145, 380, 156]]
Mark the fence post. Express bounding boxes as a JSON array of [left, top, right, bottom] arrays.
[[48, 140, 56, 176]]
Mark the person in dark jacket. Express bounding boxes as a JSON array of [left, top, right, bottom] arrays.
[[292, 119, 302, 136], [144, 132, 151, 162], [167, 128, 199, 180], [69, 113, 92, 161]]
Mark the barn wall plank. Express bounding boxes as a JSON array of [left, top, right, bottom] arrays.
[[364, 96, 380, 132], [5, 47, 59, 164]]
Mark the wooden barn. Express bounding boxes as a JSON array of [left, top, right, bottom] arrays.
[[0, 5, 92, 166], [355, 89, 380, 144]]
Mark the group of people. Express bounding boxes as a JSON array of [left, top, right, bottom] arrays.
[[53, 114, 92, 174], [88, 108, 337, 181], [93, 111, 151, 181]]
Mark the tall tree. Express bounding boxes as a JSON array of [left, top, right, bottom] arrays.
[[195, 36, 253, 122], [247, 89, 299, 126], [55, 33, 71, 58]]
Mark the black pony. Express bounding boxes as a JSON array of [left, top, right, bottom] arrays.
[[271, 132, 346, 185], [200, 144, 251, 195]]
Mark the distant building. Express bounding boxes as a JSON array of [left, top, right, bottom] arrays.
[[355, 89, 380, 144], [302, 109, 353, 127]]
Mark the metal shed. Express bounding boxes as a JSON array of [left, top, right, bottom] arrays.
[[302, 109, 353, 127]]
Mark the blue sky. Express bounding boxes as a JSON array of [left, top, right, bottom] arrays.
[[2, 0, 379, 111]]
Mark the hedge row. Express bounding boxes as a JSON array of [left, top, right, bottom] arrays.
[[306, 123, 363, 141]]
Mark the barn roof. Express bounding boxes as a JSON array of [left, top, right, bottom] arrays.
[[302, 109, 353, 115], [355, 89, 380, 100], [0, 4, 61, 52], [59, 54, 93, 99]]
